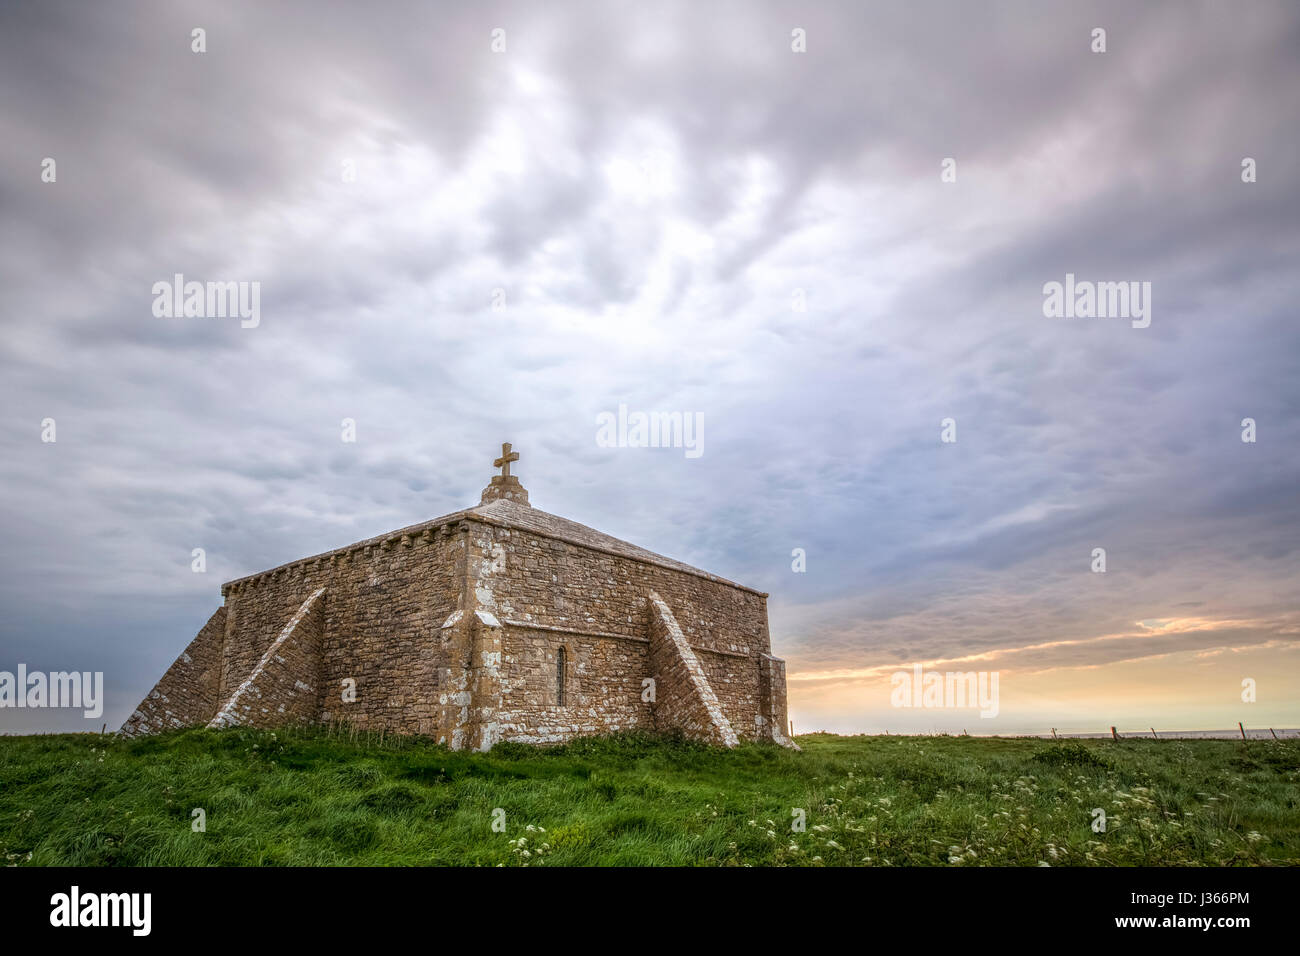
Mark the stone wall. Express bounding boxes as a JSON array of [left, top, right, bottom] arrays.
[[209, 588, 326, 729], [467, 518, 771, 656], [214, 525, 462, 737], [759, 654, 797, 748], [696, 649, 762, 740], [461, 516, 772, 742], [220, 565, 330, 705], [495, 624, 653, 744], [316, 528, 461, 735], [120, 607, 226, 737]]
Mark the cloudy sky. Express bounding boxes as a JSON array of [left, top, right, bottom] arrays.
[[2, 0, 1297, 735]]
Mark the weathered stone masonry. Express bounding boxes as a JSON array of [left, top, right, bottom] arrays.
[[122, 451, 796, 751]]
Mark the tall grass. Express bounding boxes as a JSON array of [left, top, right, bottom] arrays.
[[1, 728, 1295, 866]]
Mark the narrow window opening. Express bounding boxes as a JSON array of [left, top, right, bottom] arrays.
[[556, 647, 567, 707]]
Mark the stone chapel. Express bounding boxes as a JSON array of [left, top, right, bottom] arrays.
[[122, 444, 795, 750]]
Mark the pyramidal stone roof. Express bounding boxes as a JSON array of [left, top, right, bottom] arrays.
[[222, 446, 765, 597]]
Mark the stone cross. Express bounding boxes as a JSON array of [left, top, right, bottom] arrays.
[[493, 442, 520, 478]]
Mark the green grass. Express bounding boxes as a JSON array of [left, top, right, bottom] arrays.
[[1, 728, 1296, 866]]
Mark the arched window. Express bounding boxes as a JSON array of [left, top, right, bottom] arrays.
[[556, 647, 567, 706]]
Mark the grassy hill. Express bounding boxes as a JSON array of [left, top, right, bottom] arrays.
[[1, 728, 1296, 866]]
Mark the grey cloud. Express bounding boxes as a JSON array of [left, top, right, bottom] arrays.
[[2, 0, 1297, 732]]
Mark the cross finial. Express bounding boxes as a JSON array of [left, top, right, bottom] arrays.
[[493, 442, 520, 478]]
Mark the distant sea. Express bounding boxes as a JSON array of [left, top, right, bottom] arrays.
[[1031, 728, 1299, 740]]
